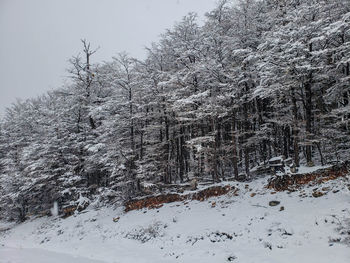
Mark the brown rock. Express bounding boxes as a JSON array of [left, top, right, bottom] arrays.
[[269, 201, 280, 206], [267, 164, 348, 191], [124, 185, 233, 212], [312, 191, 324, 198]]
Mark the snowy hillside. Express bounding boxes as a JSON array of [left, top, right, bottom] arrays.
[[1, 175, 350, 263], [1, 0, 350, 262]]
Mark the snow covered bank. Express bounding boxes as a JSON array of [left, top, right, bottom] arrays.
[[1, 176, 350, 263]]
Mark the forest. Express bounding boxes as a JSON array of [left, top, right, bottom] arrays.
[[0, 0, 349, 221]]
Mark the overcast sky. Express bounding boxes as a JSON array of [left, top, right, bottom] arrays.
[[0, 0, 217, 116]]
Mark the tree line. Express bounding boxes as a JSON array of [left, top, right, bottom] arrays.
[[0, 0, 349, 221]]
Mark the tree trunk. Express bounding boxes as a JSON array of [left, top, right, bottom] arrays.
[[305, 78, 313, 164], [232, 111, 239, 179], [291, 87, 300, 167], [212, 117, 219, 182], [129, 88, 134, 152]]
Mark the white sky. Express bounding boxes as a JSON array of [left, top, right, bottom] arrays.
[[0, 0, 217, 116]]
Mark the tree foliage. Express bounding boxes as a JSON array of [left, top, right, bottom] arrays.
[[0, 0, 349, 221]]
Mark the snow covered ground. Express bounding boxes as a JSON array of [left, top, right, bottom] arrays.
[[1, 175, 350, 263], [0, 247, 105, 263]]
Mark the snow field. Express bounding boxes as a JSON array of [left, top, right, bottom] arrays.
[[1, 176, 350, 263]]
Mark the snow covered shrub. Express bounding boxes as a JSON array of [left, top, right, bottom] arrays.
[[337, 217, 350, 245], [124, 221, 167, 243]]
